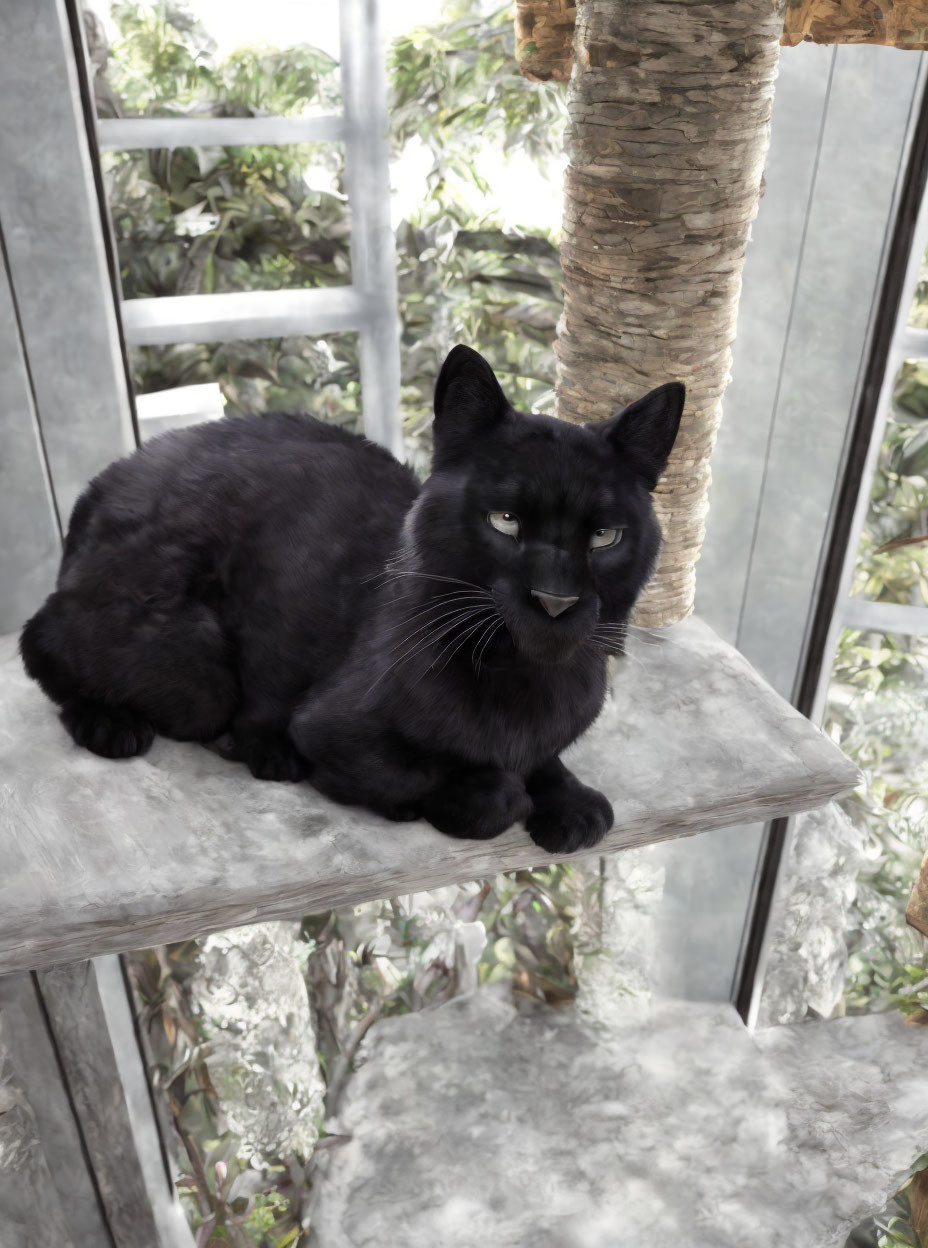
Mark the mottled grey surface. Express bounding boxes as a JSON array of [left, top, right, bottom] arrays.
[[0, 259, 61, 636], [313, 987, 928, 1248], [0, 617, 858, 975], [0, 1014, 76, 1248]]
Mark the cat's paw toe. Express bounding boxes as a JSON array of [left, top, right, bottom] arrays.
[[527, 785, 613, 855], [244, 733, 308, 782], [381, 804, 421, 823], [424, 769, 531, 840], [473, 779, 532, 840], [62, 701, 154, 759]]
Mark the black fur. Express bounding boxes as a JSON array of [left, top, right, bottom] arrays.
[[21, 346, 684, 853]]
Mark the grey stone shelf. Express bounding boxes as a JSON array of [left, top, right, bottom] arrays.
[[0, 617, 859, 976], [311, 986, 928, 1247]]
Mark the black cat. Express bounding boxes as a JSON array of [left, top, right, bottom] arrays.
[[21, 346, 683, 853]]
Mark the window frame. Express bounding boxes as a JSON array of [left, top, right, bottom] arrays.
[[89, 0, 403, 458]]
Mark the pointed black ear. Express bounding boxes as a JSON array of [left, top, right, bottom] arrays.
[[434, 345, 508, 430], [598, 381, 685, 490]]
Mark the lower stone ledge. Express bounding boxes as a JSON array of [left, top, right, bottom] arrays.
[[313, 986, 928, 1248]]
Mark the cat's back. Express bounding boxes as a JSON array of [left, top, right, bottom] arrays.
[[64, 413, 417, 560]]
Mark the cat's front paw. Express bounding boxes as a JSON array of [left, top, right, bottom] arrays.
[[61, 699, 154, 759], [527, 782, 613, 855], [422, 767, 531, 841], [244, 730, 309, 782]]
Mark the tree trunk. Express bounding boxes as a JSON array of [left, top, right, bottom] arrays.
[[556, 0, 784, 626]]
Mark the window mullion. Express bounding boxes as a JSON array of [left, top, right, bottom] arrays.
[[339, 0, 403, 458]]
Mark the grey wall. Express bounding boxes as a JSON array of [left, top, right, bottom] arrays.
[[653, 43, 925, 1002], [0, 0, 135, 634], [0, 247, 61, 632]]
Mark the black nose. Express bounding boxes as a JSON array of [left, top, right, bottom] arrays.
[[531, 590, 579, 618]]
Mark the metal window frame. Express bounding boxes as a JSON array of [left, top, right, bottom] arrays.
[[94, 0, 403, 458]]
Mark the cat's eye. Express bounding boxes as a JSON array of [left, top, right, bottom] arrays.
[[590, 527, 622, 550], [488, 511, 521, 539]]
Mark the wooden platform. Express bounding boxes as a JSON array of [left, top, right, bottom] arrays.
[[0, 618, 859, 975]]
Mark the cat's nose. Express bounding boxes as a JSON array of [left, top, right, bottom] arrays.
[[531, 590, 579, 618]]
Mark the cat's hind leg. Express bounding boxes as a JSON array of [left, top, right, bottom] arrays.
[[21, 592, 239, 759], [21, 599, 156, 758]]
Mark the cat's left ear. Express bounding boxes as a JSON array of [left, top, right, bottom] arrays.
[[597, 382, 685, 490], [433, 346, 509, 457]]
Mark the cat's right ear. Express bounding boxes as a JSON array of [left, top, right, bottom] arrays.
[[433, 346, 508, 459], [597, 381, 685, 490]]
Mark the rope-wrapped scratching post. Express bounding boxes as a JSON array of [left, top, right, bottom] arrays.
[[514, 0, 577, 82], [555, 0, 784, 626]]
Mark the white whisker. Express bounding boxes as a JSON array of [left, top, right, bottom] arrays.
[[388, 600, 493, 654], [381, 592, 492, 638], [427, 610, 498, 677], [366, 606, 493, 696], [473, 618, 505, 676], [376, 570, 490, 595]]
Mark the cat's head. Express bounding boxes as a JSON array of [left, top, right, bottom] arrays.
[[409, 345, 684, 666]]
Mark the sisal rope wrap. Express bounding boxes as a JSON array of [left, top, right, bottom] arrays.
[[555, 0, 784, 626]]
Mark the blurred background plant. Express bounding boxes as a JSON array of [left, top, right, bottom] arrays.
[[87, 0, 565, 463]]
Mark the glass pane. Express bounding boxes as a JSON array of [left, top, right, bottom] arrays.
[[824, 629, 928, 1016], [130, 333, 361, 428], [851, 359, 928, 607], [104, 144, 350, 298], [82, 1, 341, 119]]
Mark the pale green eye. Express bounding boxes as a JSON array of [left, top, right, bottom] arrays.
[[590, 527, 621, 550], [488, 511, 520, 539]]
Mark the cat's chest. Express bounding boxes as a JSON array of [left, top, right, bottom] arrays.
[[418, 659, 607, 773]]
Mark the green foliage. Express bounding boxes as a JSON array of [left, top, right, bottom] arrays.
[[92, 0, 567, 449], [127, 944, 311, 1246], [853, 363, 928, 607], [846, 1161, 928, 1248], [102, 3, 340, 117], [303, 864, 601, 1067], [389, 5, 566, 171], [826, 628, 928, 1017], [129, 337, 361, 423]]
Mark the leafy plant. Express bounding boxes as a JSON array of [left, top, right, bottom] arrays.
[[91, 0, 567, 456], [126, 944, 312, 1246]]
